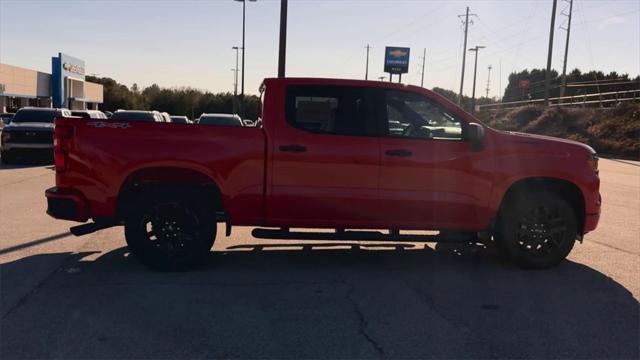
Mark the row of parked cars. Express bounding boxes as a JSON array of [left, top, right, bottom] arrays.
[[0, 107, 253, 164]]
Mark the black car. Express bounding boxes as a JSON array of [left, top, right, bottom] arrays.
[[110, 110, 164, 122], [170, 115, 191, 124], [1, 107, 70, 164], [196, 113, 243, 126]]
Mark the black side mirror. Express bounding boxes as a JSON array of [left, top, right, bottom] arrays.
[[466, 122, 485, 151]]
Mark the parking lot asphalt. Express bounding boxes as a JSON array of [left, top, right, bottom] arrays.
[[1, 159, 638, 359]]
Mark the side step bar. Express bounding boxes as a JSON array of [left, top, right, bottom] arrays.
[[70, 221, 117, 236], [251, 228, 474, 243]]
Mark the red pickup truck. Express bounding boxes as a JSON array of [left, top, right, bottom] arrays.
[[45, 78, 601, 270]]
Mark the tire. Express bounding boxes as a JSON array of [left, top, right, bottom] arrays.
[[1, 150, 15, 164], [124, 187, 217, 271], [495, 190, 577, 269]]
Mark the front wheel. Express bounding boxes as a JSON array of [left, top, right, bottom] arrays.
[[1, 150, 15, 164], [496, 190, 577, 269], [124, 188, 216, 271]]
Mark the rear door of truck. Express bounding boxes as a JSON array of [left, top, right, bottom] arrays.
[[266, 83, 380, 227]]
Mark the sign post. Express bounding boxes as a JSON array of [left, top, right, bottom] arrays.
[[384, 46, 410, 83]]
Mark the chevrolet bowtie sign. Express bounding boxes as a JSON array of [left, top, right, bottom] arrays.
[[63, 62, 85, 76], [384, 46, 410, 74]]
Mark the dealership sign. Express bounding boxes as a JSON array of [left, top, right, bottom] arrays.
[[62, 62, 85, 76], [384, 46, 410, 74]]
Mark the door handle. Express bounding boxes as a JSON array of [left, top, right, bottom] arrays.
[[279, 144, 307, 153], [385, 149, 412, 157]]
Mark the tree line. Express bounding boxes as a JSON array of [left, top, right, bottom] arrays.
[[89, 68, 638, 117], [86, 76, 261, 120], [502, 69, 639, 103]]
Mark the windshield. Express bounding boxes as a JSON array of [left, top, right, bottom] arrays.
[[11, 109, 58, 123], [110, 112, 157, 122], [198, 116, 242, 126]]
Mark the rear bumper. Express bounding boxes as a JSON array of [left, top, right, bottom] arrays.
[[45, 187, 89, 222]]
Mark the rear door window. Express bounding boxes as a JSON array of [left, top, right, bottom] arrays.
[[285, 85, 377, 137]]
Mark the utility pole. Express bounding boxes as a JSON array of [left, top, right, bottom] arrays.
[[468, 45, 485, 113], [365, 44, 371, 80], [559, 0, 573, 101], [278, 0, 288, 77], [544, 0, 558, 105], [457, 6, 477, 105], [499, 60, 502, 103], [232, 47, 240, 96], [234, 0, 256, 119], [485, 65, 492, 98], [419, 48, 426, 88]]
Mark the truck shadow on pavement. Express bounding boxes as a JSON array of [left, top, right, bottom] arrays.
[[2, 242, 638, 359]]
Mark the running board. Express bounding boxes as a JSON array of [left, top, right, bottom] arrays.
[[251, 228, 473, 243], [70, 221, 116, 236]]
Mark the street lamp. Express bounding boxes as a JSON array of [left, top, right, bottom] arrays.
[[234, 0, 256, 120], [468, 45, 485, 113]]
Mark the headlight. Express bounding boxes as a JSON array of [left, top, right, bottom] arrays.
[[587, 153, 599, 173]]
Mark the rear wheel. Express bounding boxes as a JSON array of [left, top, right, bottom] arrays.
[[496, 190, 577, 269], [124, 188, 216, 271]]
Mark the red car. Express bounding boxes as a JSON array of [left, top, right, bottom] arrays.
[[45, 78, 601, 270]]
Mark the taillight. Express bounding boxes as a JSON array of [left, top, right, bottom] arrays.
[[54, 124, 73, 172]]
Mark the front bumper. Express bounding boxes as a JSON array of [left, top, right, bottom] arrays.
[[45, 187, 89, 222]]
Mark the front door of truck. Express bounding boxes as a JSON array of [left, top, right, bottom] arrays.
[[268, 84, 380, 227], [376, 89, 493, 230]]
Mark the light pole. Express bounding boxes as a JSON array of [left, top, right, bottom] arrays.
[[234, 0, 256, 119], [468, 45, 485, 113], [231, 47, 240, 96]]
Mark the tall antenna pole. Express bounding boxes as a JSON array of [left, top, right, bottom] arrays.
[[457, 6, 477, 105], [559, 0, 573, 101], [544, 0, 558, 105], [365, 44, 371, 80], [420, 48, 426, 87], [485, 65, 492, 98]]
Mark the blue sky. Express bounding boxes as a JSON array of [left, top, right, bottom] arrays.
[[1, 0, 638, 97]]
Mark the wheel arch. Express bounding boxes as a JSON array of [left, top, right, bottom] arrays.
[[115, 166, 224, 221], [497, 177, 586, 234]]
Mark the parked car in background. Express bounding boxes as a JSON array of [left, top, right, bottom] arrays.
[[1, 107, 70, 163], [1, 113, 15, 127], [243, 119, 255, 127], [109, 110, 164, 122], [196, 113, 243, 126], [160, 112, 172, 123], [170, 115, 191, 124], [71, 110, 108, 119]]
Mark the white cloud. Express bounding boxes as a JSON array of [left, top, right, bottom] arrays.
[[597, 16, 629, 30]]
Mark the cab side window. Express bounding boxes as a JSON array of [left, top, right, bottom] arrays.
[[384, 90, 463, 140], [286, 85, 376, 136]]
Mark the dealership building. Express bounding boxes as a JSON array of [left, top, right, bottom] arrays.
[[0, 53, 103, 112]]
